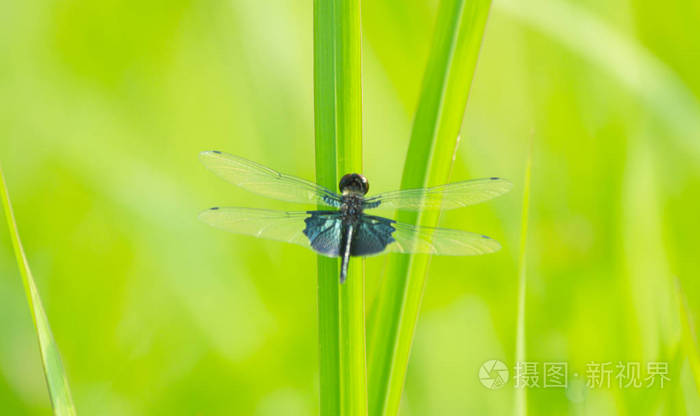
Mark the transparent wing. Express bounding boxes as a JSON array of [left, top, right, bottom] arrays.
[[200, 151, 341, 207], [199, 207, 313, 249], [363, 177, 512, 211], [383, 218, 502, 255]]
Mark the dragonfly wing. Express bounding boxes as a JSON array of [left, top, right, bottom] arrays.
[[303, 211, 343, 257], [200, 207, 344, 257], [363, 177, 512, 211], [382, 217, 502, 255], [200, 151, 341, 207], [350, 215, 397, 256], [199, 207, 312, 249]]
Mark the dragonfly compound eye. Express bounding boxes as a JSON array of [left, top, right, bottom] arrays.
[[339, 173, 369, 195]]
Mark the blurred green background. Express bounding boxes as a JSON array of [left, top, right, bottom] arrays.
[[1, 0, 699, 414]]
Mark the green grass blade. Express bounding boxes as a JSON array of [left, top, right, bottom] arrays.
[[514, 140, 533, 416], [314, 0, 341, 414], [335, 0, 367, 414], [676, 278, 700, 397], [0, 166, 77, 416], [314, 0, 366, 413], [367, 1, 493, 415]]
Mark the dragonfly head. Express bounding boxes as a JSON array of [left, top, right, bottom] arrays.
[[339, 173, 369, 195]]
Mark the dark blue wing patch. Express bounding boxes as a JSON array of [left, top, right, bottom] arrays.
[[351, 215, 396, 256], [303, 211, 343, 257], [304, 212, 396, 258]]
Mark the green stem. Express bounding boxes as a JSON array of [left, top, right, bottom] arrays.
[[1, 166, 77, 416], [676, 278, 700, 398], [367, 1, 492, 415], [314, 0, 366, 414], [514, 139, 533, 416], [314, 0, 341, 414], [336, 0, 367, 414]]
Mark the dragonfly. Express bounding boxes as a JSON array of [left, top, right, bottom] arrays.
[[199, 151, 512, 283]]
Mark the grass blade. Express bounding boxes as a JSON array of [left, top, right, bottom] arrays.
[[336, 0, 367, 414], [676, 278, 700, 397], [314, 0, 366, 413], [0, 165, 77, 415], [514, 139, 533, 416], [366, 1, 493, 415], [314, 0, 341, 414]]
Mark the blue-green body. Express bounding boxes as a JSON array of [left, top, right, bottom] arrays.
[[303, 174, 394, 282], [303, 208, 396, 282]]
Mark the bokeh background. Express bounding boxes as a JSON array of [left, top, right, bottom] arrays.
[[1, 0, 699, 414]]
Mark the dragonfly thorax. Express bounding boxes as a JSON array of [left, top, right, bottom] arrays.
[[340, 194, 364, 221], [339, 173, 368, 222]]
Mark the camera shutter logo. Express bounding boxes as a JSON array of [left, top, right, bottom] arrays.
[[479, 360, 509, 389]]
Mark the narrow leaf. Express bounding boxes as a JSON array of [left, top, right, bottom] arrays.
[[0, 166, 77, 415], [335, 0, 368, 414], [367, 1, 493, 415], [314, 0, 341, 413], [514, 138, 533, 416], [676, 278, 700, 397]]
